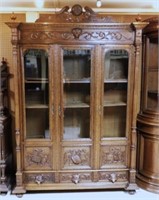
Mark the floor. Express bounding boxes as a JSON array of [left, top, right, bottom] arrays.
[[2, 188, 159, 200]]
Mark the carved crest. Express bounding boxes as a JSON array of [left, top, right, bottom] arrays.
[[36, 4, 115, 23]]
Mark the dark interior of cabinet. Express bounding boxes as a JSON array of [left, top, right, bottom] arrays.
[[147, 41, 159, 111], [63, 108, 90, 139], [102, 50, 128, 137], [102, 106, 126, 137], [26, 108, 49, 139], [24, 49, 49, 139], [24, 49, 48, 79], [25, 83, 48, 106], [63, 49, 91, 80], [104, 83, 127, 105], [64, 83, 90, 106], [105, 50, 128, 80]]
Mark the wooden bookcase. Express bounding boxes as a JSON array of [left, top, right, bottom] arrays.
[[137, 17, 159, 194], [6, 5, 147, 195]]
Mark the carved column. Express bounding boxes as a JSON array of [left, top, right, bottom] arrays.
[[6, 23, 26, 194], [126, 22, 148, 190]]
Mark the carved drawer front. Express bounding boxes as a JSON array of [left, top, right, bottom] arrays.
[[25, 173, 55, 185], [24, 147, 52, 170], [100, 145, 127, 168], [62, 147, 91, 169], [60, 172, 92, 184], [99, 171, 128, 183]]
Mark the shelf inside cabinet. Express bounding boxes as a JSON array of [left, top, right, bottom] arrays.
[[104, 101, 127, 107], [148, 90, 159, 95], [104, 79, 128, 83], [25, 78, 48, 83], [26, 104, 49, 109], [63, 78, 90, 83], [64, 102, 90, 108]]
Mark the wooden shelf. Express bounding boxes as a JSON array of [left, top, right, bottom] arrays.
[[25, 78, 48, 83], [63, 79, 90, 83], [25, 104, 48, 109], [64, 102, 90, 108], [104, 79, 127, 83], [104, 101, 127, 107]]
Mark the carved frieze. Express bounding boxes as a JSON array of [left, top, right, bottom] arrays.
[[101, 146, 126, 166], [25, 148, 51, 169], [25, 173, 54, 184], [99, 172, 127, 183], [60, 173, 91, 183], [21, 29, 134, 44], [63, 148, 90, 168]]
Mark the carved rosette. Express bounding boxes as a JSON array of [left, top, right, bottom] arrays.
[[101, 146, 126, 167], [99, 172, 127, 183], [25, 148, 52, 169], [60, 173, 91, 184], [25, 173, 55, 184], [63, 148, 90, 168]]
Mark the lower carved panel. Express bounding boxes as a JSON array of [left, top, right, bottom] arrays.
[[101, 145, 127, 168], [60, 172, 92, 184], [99, 171, 128, 183], [25, 173, 55, 184], [24, 147, 52, 170], [62, 147, 91, 169]]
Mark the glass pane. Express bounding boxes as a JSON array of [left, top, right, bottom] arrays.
[[102, 49, 128, 138], [24, 49, 50, 139], [63, 49, 91, 139], [147, 42, 159, 111]]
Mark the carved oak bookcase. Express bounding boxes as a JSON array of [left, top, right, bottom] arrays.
[[137, 17, 159, 194], [6, 5, 147, 195]]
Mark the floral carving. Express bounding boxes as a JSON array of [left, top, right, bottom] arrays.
[[101, 146, 126, 166], [64, 148, 89, 167], [25, 148, 51, 168]]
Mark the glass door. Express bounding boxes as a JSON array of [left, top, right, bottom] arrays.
[[102, 49, 129, 138], [62, 49, 91, 140], [24, 49, 50, 139]]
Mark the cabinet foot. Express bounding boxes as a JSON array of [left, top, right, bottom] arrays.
[[12, 186, 26, 196], [128, 190, 136, 195]]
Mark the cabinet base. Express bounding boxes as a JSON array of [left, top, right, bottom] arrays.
[[136, 174, 159, 194], [0, 184, 8, 194], [12, 186, 26, 196]]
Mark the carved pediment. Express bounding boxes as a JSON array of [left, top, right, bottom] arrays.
[[36, 4, 115, 23]]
